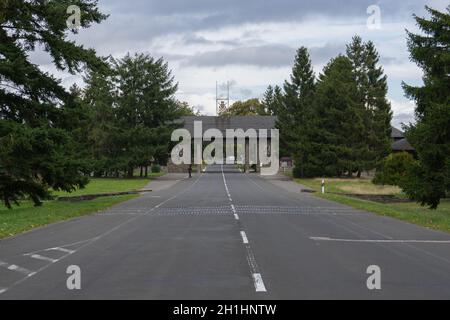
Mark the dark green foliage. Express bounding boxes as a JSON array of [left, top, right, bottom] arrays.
[[151, 164, 161, 173], [346, 36, 393, 173], [310, 55, 365, 176], [261, 85, 283, 116], [221, 98, 266, 116], [402, 6, 450, 209], [374, 152, 416, 186], [277, 47, 316, 174], [276, 39, 392, 178], [0, 0, 107, 207], [83, 53, 180, 178]]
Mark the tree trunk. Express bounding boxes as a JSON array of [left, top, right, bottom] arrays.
[[145, 166, 148, 177]]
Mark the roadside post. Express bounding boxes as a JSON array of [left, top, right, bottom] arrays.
[[321, 179, 325, 194]]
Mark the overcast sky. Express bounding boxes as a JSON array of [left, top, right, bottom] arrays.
[[35, 0, 448, 128]]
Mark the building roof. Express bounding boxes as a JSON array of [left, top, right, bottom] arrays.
[[179, 115, 277, 137], [178, 117, 411, 148], [391, 138, 415, 151], [391, 126, 404, 139]]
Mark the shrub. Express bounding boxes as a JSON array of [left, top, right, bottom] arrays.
[[151, 164, 161, 173], [373, 152, 416, 186]]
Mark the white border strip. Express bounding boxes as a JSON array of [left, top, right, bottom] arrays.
[[310, 237, 450, 243]]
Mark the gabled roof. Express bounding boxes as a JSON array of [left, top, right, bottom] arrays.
[[392, 138, 415, 151], [391, 126, 404, 139], [180, 116, 277, 136]]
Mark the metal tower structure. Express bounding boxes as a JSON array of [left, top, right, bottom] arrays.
[[216, 81, 230, 115]]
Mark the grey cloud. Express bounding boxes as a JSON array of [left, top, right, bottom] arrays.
[[392, 113, 415, 128], [182, 45, 296, 68], [77, 0, 428, 56], [178, 42, 349, 68], [104, 0, 426, 27], [309, 43, 346, 64], [181, 34, 242, 47]]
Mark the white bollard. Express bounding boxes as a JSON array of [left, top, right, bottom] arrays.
[[321, 179, 325, 194]]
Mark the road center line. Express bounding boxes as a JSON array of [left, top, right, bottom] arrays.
[[221, 164, 268, 293], [240, 231, 249, 244], [253, 273, 267, 292]]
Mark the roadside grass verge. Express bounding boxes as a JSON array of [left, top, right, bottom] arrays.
[[0, 195, 136, 239], [296, 178, 450, 233], [51, 177, 152, 197], [0, 176, 160, 239], [296, 177, 401, 195]]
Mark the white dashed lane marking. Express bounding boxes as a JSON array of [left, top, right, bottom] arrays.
[[221, 164, 267, 293], [0, 260, 35, 277], [7, 265, 35, 276], [28, 254, 58, 263], [240, 231, 249, 244], [252, 273, 267, 292], [47, 247, 75, 254]]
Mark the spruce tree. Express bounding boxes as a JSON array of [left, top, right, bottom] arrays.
[[0, 0, 107, 207], [346, 36, 392, 175], [312, 56, 365, 176], [262, 85, 284, 116], [401, 6, 450, 209], [278, 47, 316, 175], [364, 41, 392, 167], [261, 85, 275, 115]]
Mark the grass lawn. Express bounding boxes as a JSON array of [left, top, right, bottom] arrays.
[[296, 177, 401, 195], [296, 178, 450, 233], [52, 177, 153, 197], [0, 176, 160, 239], [0, 195, 136, 239]]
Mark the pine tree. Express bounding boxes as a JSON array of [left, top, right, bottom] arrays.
[[401, 6, 450, 209], [312, 56, 365, 176], [278, 47, 316, 175], [0, 0, 107, 207]]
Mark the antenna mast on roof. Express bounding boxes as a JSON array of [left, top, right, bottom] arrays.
[[216, 81, 230, 115]]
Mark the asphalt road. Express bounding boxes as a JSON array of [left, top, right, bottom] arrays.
[[1, 164, 450, 299]]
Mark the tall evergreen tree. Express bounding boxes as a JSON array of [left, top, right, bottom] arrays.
[[346, 36, 392, 175], [0, 0, 107, 207], [261, 85, 275, 115], [365, 41, 393, 167], [111, 53, 179, 177], [312, 56, 365, 176], [83, 66, 116, 176], [261, 85, 283, 116], [278, 47, 316, 175], [401, 6, 450, 209]]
